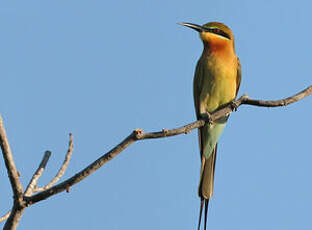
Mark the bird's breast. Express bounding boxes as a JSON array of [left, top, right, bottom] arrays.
[[199, 54, 237, 114]]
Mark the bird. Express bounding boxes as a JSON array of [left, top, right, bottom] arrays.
[[179, 22, 241, 230]]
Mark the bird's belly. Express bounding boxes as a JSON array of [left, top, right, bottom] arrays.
[[208, 78, 236, 110], [200, 70, 237, 114]]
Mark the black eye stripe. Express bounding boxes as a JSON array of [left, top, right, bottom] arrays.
[[205, 27, 231, 39]]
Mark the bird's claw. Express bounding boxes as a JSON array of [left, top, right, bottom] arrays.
[[203, 112, 213, 125], [230, 100, 239, 111]]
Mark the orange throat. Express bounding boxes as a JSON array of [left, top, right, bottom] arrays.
[[201, 33, 235, 60]]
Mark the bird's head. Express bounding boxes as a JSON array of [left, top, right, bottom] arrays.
[[178, 22, 235, 52]]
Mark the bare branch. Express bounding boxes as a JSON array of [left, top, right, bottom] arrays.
[[240, 85, 312, 107], [0, 115, 24, 201], [24, 151, 52, 196], [1, 151, 51, 225], [0, 115, 26, 230], [1, 134, 73, 229], [26, 132, 135, 205], [25, 85, 312, 205], [33, 134, 73, 193], [0, 211, 11, 223], [1, 85, 311, 229]]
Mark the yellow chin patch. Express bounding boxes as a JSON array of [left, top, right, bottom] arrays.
[[200, 31, 229, 42], [199, 31, 232, 53]]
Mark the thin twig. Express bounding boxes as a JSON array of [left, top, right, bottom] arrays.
[[0, 211, 11, 223], [0, 137, 71, 226], [26, 132, 135, 205], [0, 115, 27, 229], [0, 115, 24, 201], [1, 151, 51, 223], [240, 85, 312, 107], [33, 134, 73, 193], [1, 135, 73, 229], [25, 85, 312, 206], [24, 151, 52, 196]]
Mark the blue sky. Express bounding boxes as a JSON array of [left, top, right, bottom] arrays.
[[0, 1, 311, 229]]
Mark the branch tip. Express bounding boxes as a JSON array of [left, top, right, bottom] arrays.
[[33, 134, 74, 193]]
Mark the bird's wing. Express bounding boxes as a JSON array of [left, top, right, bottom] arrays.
[[193, 60, 204, 158], [235, 57, 242, 98], [193, 60, 204, 119]]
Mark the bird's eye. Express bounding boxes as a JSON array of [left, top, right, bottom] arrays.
[[207, 27, 230, 40]]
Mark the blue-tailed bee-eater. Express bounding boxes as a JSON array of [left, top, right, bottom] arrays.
[[179, 22, 241, 230]]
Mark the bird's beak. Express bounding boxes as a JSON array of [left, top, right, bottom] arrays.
[[178, 22, 203, 32]]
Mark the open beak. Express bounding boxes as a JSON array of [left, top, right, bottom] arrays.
[[178, 22, 204, 32]]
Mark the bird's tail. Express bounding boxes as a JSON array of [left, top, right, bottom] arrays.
[[198, 199, 210, 230], [197, 145, 217, 230]]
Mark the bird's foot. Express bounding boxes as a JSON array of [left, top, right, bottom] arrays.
[[230, 100, 239, 112], [203, 112, 213, 125]]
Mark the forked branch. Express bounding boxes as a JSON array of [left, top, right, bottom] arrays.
[[0, 134, 74, 229], [24, 151, 51, 196], [33, 134, 73, 193]]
